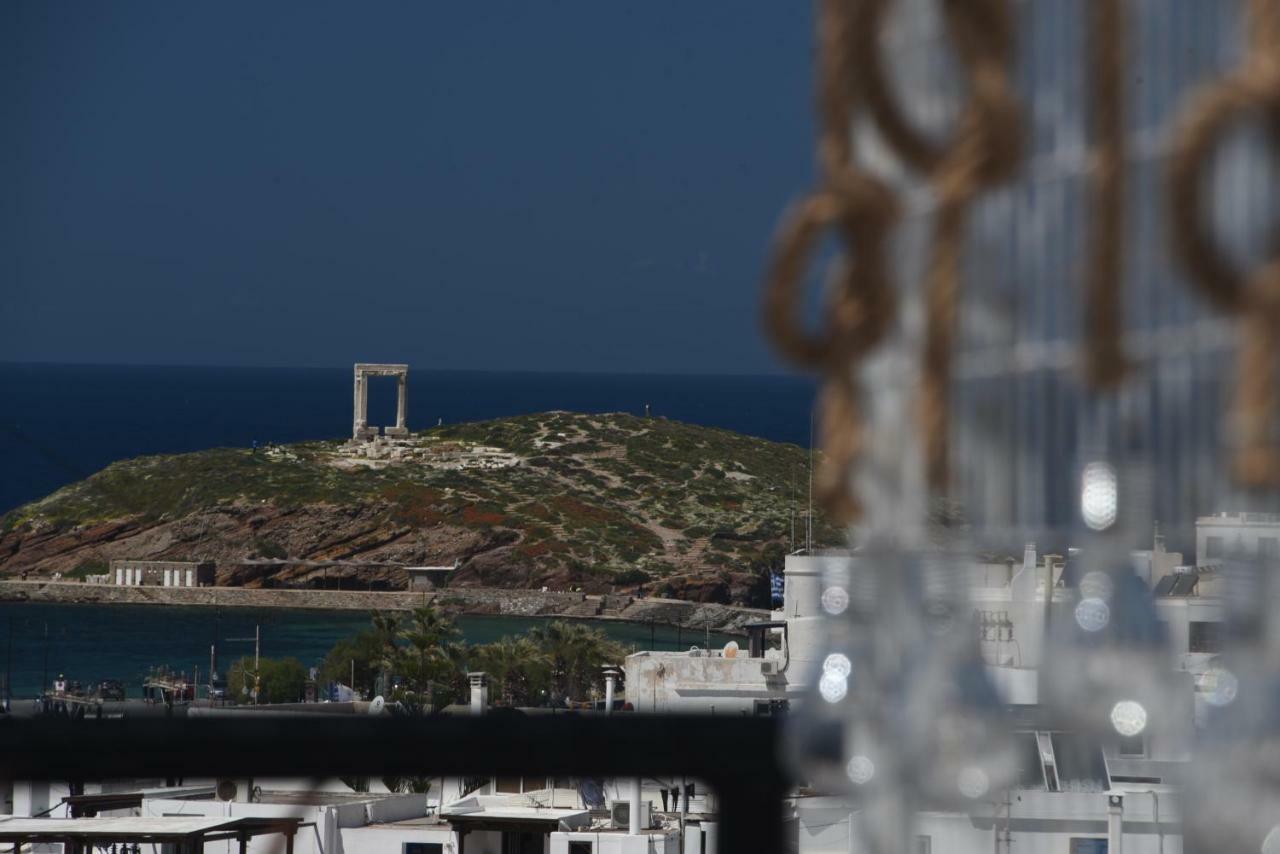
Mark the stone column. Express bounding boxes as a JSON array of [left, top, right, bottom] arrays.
[[352, 368, 363, 438], [396, 374, 407, 430], [359, 378, 368, 431], [386, 369, 409, 437]]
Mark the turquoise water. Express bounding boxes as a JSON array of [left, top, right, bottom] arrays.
[[0, 603, 728, 699]]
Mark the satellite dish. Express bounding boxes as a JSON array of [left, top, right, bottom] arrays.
[[723, 641, 739, 659], [215, 780, 238, 802], [368, 695, 386, 715], [688, 646, 702, 657]]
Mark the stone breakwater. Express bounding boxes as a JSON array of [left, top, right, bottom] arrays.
[[0, 581, 767, 635]]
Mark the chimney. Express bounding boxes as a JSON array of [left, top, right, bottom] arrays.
[[602, 666, 619, 715], [1107, 795, 1124, 854], [1011, 542, 1037, 603], [468, 672, 489, 715]]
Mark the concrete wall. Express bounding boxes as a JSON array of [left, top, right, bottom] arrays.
[[0, 581, 763, 634], [340, 825, 455, 854], [144, 798, 333, 854], [110, 561, 214, 588], [1195, 513, 1280, 565], [551, 830, 678, 854], [625, 650, 793, 714], [796, 792, 1183, 854]]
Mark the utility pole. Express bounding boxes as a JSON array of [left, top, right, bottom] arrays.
[[225, 625, 262, 704], [42, 621, 49, 695], [4, 618, 12, 711], [790, 465, 796, 551], [807, 406, 814, 552]]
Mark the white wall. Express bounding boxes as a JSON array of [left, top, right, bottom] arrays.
[[795, 792, 1183, 854], [340, 825, 455, 854], [1196, 514, 1280, 565], [551, 831, 678, 854]]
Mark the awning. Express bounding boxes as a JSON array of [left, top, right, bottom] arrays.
[[0, 816, 301, 854]]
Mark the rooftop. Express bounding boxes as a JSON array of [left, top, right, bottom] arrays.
[[0, 817, 300, 842]]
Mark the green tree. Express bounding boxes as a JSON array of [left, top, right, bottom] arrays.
[[468, 636, 550, 707], [228, 656, 307, 704], [369, 611, 403, 696], [528, 620, 628, 704], [318, 630, 384, 695], [396, 605, 464, 711]]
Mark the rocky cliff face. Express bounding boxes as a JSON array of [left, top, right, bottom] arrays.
[[0, 412, 839, 606]]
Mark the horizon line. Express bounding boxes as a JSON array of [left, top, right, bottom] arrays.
[[0, 359, 813, 382]]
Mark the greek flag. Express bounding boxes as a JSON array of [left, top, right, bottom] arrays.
[[770, 572, 784, 606]]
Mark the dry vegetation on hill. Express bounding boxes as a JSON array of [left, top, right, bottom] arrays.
[[0, 412, 840, 606]]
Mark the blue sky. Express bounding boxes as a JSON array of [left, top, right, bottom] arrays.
[[2, 2, 817, 374]]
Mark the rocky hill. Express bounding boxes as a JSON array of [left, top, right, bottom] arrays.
[[0, 412, 839, 606]]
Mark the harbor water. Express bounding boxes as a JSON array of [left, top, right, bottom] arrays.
[[0, 602, 731, 699]]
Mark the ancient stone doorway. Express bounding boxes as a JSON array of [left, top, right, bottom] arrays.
[[352, 363, 409, 440]]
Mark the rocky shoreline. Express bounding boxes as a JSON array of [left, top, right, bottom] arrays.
[[0, 580, 767, 635]]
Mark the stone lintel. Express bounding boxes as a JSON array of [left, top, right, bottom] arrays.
[[354, 363, 409, 376]]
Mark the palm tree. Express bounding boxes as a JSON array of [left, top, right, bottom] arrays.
[[398, 605, 461, 711], [369, 611, 402, 696], [471, 636, 550, 706], [529, 620, 627, 704]]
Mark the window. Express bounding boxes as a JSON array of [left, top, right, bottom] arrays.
[[404, 845, 442, 854], [1190, 621, 1223, 653], [1206, 536, 1223, 559], [1071, 839, 1108, 854], [1118, 734, 1145, 757], [568, 843, 593, 854], [494, 775, 546, 794], [754, 699, 790, 717]]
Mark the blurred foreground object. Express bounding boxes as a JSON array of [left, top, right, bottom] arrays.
[[766, 0, 1280, 850]]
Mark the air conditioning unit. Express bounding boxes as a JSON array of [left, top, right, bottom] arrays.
[[760, 661, 780, 677], [215, 778, 254, 803], [609, 800, 651, 830]]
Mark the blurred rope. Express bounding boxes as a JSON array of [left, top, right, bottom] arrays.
[[1168, 0, 1280, 486], [902, 0, 1023, 491], [762, 0, 899, 523], [764, 0, 1022, 517], [1085, 0, 1130, 388]]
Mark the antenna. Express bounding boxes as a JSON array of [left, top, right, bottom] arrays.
[[807, 406, 814, 552], [790, 465, 796, 552]]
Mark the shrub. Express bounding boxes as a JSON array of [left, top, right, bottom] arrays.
[[612, 568, 651, 586]]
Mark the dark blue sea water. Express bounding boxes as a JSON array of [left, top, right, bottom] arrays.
[[0, 603, 732, 700], [0, 362, 816, 514]]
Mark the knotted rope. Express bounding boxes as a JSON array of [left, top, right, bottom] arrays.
[[1085, 0, 1130, 388], [1168, 0, 1280, 486], [854, 0, 1023, 491], [764, 0, 1023, 519], [762, 0, 899, 523]]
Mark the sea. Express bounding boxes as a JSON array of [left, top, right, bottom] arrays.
[[0, 362, 811, 698], [0, 363, 815, 515], [0, 603, 733, 700]]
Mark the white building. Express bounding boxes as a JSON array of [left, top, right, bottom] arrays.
[[1194, 513, 1280, 566]]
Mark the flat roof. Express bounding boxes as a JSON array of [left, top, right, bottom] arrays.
[[441, 798, 588, 826], [0, 816, 301, 842], [255, 790, 402, 806], [0, 817, 227, 839]]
